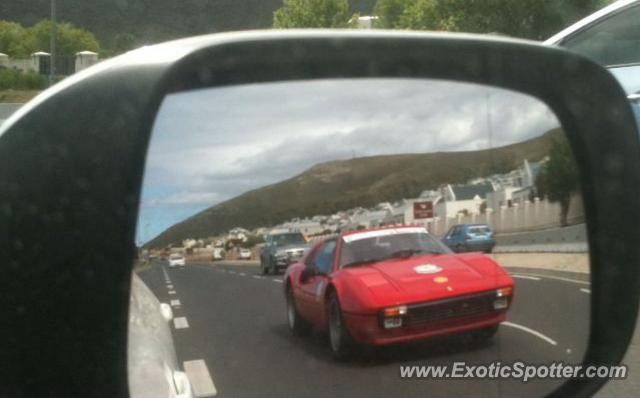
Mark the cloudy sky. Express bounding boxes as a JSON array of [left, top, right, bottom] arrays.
[[136, 78, 560, 245]]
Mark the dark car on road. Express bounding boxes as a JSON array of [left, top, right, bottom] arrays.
[[442, 224, 496, 253], [260, 232, 310, 275]]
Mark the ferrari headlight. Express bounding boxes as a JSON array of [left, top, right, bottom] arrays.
[[382, 305, 407, 328]]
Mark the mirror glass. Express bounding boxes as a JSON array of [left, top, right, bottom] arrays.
[[131, 78, 590, 398]]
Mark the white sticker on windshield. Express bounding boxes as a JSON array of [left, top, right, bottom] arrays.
[[342, 227, 428, 243]]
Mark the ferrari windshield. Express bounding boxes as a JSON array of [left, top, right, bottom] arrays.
[[340, 229, 451, 267]]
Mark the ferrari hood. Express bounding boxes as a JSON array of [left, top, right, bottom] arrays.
[[348, 253, 508, 305]]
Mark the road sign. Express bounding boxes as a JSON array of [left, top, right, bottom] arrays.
[[413, 201, 433, 219]]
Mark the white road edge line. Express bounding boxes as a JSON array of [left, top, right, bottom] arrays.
[[511, 275, 541, 281], [502, 321, 558, 346], [183, 359, 217, 397], [174, 317, 189, 329], [170, 299, 181, 307], [273, 279, 283, 283], [511, 272, 590, 286], [580, 288, 591, 294]]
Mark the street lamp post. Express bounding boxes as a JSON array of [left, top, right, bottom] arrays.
[[49, 0, 57, 87]]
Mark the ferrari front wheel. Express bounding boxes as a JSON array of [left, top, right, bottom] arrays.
[[328, 292, 355, 361], [286, 286, 310, 336]]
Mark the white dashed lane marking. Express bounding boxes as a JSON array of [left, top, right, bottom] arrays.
[[174, 317, 189, 329], [183, 359, 217, 397], [580, 288, 591, 294], [510, 272, 589, 286], [169, 290, 177, 295], [502, 321, 558, 346], [273, 279, 283, 283], [511, 275, 541, 281], [171, 299, 181, 307], [167, 284, 174, 289], [239, 272, 246, 276], [252, 275, 264, 280]]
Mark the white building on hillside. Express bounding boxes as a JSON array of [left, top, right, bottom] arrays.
[[435, 183, 495, 218]]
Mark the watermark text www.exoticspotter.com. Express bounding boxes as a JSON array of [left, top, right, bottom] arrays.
[[399, 362, 628, 382]]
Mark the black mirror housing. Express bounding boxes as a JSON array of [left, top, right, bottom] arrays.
[[1, 31, 639, 398]]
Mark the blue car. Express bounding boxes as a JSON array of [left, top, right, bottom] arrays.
[[442, 224, 496, 253]]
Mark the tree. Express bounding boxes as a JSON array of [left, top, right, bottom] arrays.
[[535, 135, 579, 226], [273, 0, 354, 28], [375, 0, 611, 40], [0, 20, 32, 57], [112, 33, 137, 55], [0, 20, 101, 58], [373, 0, 412, 29], [26, 20, 101, 57]]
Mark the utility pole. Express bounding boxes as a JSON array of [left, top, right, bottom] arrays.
[[486, 90, 495, 173], [49, 0, 57, 87]]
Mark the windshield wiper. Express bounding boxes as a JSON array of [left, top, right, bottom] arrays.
[[389, 249, 423, 259], [389, 249, 443, 259], [342, 258, 381, 268]]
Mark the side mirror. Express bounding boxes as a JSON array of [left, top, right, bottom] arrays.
[[301, 265, 317, 281], [3, 31, 640, 398]]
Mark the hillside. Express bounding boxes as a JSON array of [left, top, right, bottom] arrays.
[[145, 129, 562, 248], [1, 1, 376, 48]]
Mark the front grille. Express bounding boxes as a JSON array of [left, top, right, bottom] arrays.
[[286, 249, 304, 259], [403, 291, 497, 327]]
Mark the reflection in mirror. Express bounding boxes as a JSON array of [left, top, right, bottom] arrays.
[[130, 79, 589, 398]]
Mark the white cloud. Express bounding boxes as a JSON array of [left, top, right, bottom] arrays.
[[137, 78, 561, 243]]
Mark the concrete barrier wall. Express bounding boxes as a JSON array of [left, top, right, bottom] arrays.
[[495, 224, 588, 253], [429, 195, 584, 236], [490, 252, 590, 274]]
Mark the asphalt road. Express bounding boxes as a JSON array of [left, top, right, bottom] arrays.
[[138, 260, 591, 398]]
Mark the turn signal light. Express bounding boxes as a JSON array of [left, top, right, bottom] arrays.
[[383, 305, 407, 317], [496, 286, 513, 297]]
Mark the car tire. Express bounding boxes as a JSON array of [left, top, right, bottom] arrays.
[[286, 286, 310, 337], [260, 257, 270, 275], [484, 247, 493, 254], [472, 325, 499, 342], [328, 292, 356, 361]]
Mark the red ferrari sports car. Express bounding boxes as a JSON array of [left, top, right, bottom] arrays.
[[283, 225, 514, 359]]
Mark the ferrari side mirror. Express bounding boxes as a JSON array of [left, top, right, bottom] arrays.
[[301, 265, 317, 281]]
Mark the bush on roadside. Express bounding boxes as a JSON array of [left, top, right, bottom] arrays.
[[0, 68, 47, 90]]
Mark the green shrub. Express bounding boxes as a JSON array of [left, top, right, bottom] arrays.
[[0, 68, 47, 90]]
